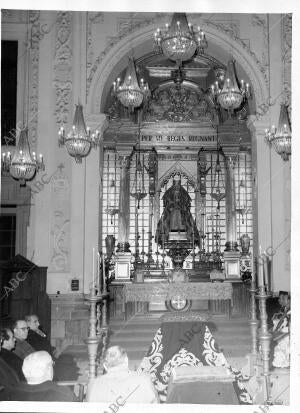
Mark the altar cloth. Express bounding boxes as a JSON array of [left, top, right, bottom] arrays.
[[124, 281, 233, 302], [137, 320, 252, 404]]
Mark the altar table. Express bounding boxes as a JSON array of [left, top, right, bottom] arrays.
[[123, 282, 233, 319]]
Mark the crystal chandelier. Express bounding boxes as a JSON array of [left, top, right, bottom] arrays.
[[2, 127, 45, 187], [113, 57, 149, 111], [154, 13, 208, 65], [58, 103, 100, 163], [211, 59, 250, 112], [265, 104, 291, 161]]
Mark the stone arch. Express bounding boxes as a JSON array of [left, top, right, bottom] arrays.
[[87, 18, 269, 116]]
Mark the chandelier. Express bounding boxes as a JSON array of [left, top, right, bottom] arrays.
[[2, 127, 45, 187], [113, 57, 149, 111], [58, 103, 100, 163], [211, 59, 250, 112], [154, 13, 207, 65], [265, 104, 291, 161]]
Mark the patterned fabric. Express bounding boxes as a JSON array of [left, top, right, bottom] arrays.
[[138, 321, 252, 404], [124, 282, 233, 302]]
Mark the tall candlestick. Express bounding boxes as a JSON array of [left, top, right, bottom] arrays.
[[102, 255, 106, 293], [92, 248, 95, 286], [263, 251, 269, 292], [258, 245, 264, 287], [97, 252, 100, 292]]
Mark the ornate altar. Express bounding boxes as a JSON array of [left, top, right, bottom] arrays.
[[101, 52, 253, 318]]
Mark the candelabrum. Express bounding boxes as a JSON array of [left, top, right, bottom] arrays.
[[256, 284, 273, 405], [248, 257, 259, 376], [84, 285, 103, 380]]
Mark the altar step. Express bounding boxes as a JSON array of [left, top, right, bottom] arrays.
[[108, 314, 251, 367], [65, 314, 252, 379]]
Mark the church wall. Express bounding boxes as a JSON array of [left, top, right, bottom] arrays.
[[1, 10, 291, 344]]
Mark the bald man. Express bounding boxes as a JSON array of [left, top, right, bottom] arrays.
[[11, 351, 77, 402], [88, 346, 158, 403]]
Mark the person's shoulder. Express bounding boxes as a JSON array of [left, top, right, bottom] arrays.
[[129, 370, 152, 383]]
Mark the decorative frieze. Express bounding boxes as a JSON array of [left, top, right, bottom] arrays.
[[281, 14, 292, 109], [86, 13, 164, 96], [53, 11, 73, 127], [49, 164, 70, 272], [28, 11, 40, 148]]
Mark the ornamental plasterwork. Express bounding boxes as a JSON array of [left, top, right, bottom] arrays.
[[53, 11, 73, 127], [49, 164, 70, 272], [86, 13, 165, 96], [204, 18, 269, 90], [1, 9, 27, 22], [87, 12, 104, 73], [281, 14, 292, 109], [144, 85, 216, 123], [28, 11, 40, 148], [251, 14, 268, 73]]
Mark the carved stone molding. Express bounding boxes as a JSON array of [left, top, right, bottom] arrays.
[[28, 11, 40, 148], [49, 164, 70, 273], [251, 14, 268, 75], [205, 20, 269, 96], [88, 19, 269, 115], [281, 14, 292, 109], [87, 12, 104, 83], [53, 11, 73, 127], [86, 13, 165, 98]]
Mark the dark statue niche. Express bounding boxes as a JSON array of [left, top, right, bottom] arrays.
[[155, 175, 199, 268]]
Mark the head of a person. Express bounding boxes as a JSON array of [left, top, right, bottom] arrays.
[[13, 319, 29, 341], [103, 346, 128, 372], [0, 328, 16, 351], [25, 314, 40, 331], [22, 351, 54, 384], [278, 291, 289, 308]]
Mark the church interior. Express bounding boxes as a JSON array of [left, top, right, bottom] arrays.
[[0, 7, 293, 406]]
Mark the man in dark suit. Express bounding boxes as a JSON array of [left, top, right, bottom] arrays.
[[12, 319, 35, 360], [0, 329, 20, 400], [25, 314, 55, 356], [11, 351, 77, 402], [25, 314, 79, 381], [0, 328, 25, 380]]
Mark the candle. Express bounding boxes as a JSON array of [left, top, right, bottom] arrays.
[[258, 245, 264, 287], [102, 255, 106, 292], [263, 251, 269, 292], [251, 251, 256, 286], [97, 252, 100, 292], [92, 248, 95, 286]]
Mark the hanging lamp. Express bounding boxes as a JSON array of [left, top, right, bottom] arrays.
[[58, 103, 100, 163], [265, 104, 291, 161]]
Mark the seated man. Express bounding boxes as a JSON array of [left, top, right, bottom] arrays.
[[0, 328, 25, 380], [11, 351, 77, 401], [25, 314, 78, 381], [12, 320, 35, 360], [0, 330, 20, 400], [25, 314, 55, 356], [87, 346, 158, 403]]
